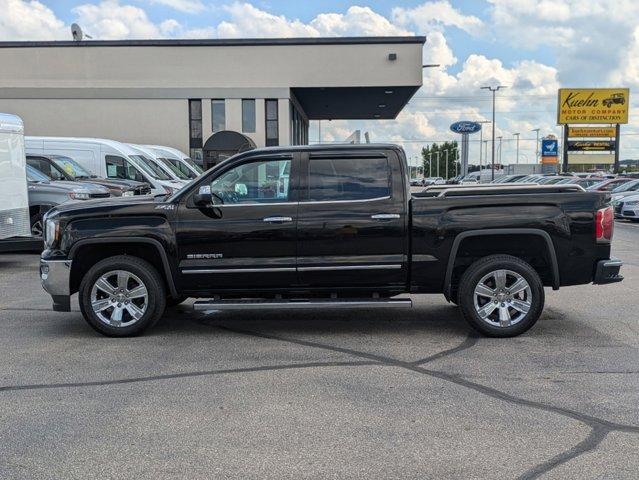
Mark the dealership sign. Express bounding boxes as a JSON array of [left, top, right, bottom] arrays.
[[541, 139, 558, 156], [568, 126, 616, 138], [450, 121, 482, 134], [557, 88, 629, 124], [567, 140, 616, 152]]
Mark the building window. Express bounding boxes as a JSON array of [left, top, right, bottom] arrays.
[[265, 99, 279, 147], [242, 99, 256, 133], [211, 99, 225, 133], [290, 103, 309, 146], [189, 99, 203, 163]]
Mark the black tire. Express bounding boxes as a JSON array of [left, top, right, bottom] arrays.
[[458, 254, 544, 337], [79, 255, 166, 337], [166, 295, 188, 307]]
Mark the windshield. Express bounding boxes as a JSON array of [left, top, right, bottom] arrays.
[[157, 157, 190, 180], [130, 155, 171, 180], [184, 157, 203, 173], [612, 180, 639, 192], [26, 165, 50, 182], [50, 155, 93, 178]]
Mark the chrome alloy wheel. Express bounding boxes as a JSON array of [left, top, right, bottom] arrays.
[[90, 270, 148, 327], [473, 269, 532, 328]]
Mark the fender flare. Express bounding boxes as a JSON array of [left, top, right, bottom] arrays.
[[443, 228, 560, 300], [68, 237, 178, 297]]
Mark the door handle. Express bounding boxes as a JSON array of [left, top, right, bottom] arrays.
[[371, 213, 400, 220], [263, 216, 293, 223]]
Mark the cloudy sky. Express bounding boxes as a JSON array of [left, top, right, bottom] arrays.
[[2, 0, 638, 166]]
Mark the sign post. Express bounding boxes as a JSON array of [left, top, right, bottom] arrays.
[[450, 121, 481, 177]]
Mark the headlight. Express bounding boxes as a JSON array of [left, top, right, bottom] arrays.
[[122, 190, 135, 197], [44, 219, 59, 248], [68, 191, 91, 200]]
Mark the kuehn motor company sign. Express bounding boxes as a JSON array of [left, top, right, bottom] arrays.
[[557, 88, 629, 124]]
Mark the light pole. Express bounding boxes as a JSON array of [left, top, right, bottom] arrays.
[[436, 150, 440, 177], [476, 120, 491, 172], [445, 149, 449, 179], [497, 136, 503, 167], [513, 133, 520, 164], [481, 85, 506, 180], [531, 128, 540, 162]]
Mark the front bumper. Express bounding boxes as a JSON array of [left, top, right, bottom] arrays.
[[40, 259, 72, 311], [593, 258, 623, 285]]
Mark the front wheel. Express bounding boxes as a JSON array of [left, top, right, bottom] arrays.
[[458, 255, 545, 337], [79, 255, 166, 337]]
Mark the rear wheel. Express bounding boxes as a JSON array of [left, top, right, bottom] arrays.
[[458, 255, 544, 337], [79, 255, 166, 336]]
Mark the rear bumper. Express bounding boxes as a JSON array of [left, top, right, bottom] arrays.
[[40, 259, 72, 311], [593, 258, 623, 284]]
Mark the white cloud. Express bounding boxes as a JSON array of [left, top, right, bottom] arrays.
[[144, 0, 205, 14], [73, 0, 166, 39], [0, 0, 66, 40], [214, 3, 411, 38], [392, 0, 484, 36]]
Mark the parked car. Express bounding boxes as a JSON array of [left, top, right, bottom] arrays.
[[25, 137, 184, 196], [611, 179, 639, 201], [144, 145, 203, 179], [129, 144, 191, 185], [423, 177, 445, 186], [26, 154, 150, 197], [613, 192, 639, 221], [459, 177, 479, 184], [410, 178, 423, 187], [492, 175, 529, 184], [26, 165, 110, 236], [0, 113, 32, 251], [555, 177, 601, 189], [587, 178, 632, 192], [40, 144, 621, 338]]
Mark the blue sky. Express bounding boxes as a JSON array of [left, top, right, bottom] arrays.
[[2, 0, 638, 161]]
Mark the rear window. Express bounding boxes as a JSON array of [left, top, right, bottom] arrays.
[[308, 157, 391, 202]]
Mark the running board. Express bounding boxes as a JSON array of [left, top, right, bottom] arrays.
[[193, 298, 412, 311]]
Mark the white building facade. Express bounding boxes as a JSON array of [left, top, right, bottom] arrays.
[[0, 37, 424, 167]]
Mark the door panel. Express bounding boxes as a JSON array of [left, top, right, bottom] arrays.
[[297, 152, 408, 288], [176, 156, 298, 292]]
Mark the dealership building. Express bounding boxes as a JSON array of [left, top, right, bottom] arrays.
[[0, 37, 424, 166]]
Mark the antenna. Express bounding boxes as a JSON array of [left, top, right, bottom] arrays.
[[71, 23, 92, 41]]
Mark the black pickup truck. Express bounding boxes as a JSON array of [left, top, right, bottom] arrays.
[[40, 144, 622, 337]]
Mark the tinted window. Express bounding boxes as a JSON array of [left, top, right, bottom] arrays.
[[242, 99, 256, 133], [210, 159, 290, 204], [308, 157, 391, 201], [211, 99, 225, 133]]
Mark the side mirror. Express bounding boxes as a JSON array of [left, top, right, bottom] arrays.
[[193, 191, 213, 207]]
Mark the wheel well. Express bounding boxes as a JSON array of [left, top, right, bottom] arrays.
[[70, 243, 173, 295], [449, 234, 556, 298]]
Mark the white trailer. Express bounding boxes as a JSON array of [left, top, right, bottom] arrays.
[[0, 113, 31, 243]]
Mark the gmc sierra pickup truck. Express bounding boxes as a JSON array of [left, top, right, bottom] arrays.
[[39, 144, 622, 337]]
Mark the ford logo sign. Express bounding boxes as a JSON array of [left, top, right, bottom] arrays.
[[450, 121, 482, 134]]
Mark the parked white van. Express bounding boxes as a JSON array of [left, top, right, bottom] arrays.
[[129, 144, 190, 186], [0, 113, 30, 241], [144, 145, 203, 179], [25, 137, 184, 196]]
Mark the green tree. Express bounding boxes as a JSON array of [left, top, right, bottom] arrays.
[[421, 141, 460, 179]]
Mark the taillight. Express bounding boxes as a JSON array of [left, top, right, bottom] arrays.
[[595, 206, 614, 243]]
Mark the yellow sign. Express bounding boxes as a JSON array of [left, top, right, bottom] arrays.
[[568, 126, 616, 138], [568, 153, 614, 165], [558, 88, 629, 124]]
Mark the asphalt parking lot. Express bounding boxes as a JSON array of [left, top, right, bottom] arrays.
[[1, 223, 638, 480]]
